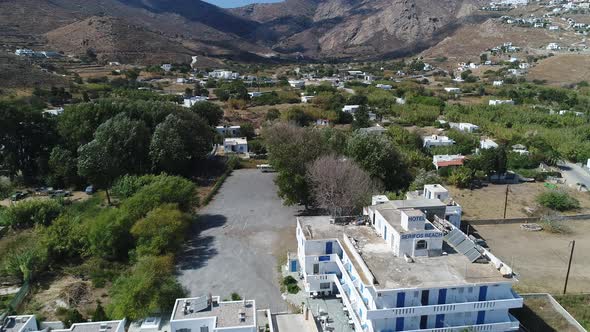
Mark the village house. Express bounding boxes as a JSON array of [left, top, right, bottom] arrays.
[[288, 80, 305, 88], [450, 122, 479, 133], [433, 154, 466, 170], [480, 138, 499, 150], [489, 99, 515, 106], [183, 96, 208, 108], [224, 137, 248, 154], [301, 95, 315, 103], [512, 144, 529, 155], [209, 70, 239, 80], [422, 135, 455, 148], [444, 87, 461, 94], [216, 125, 241, 137], [342, 105, 361, 114]]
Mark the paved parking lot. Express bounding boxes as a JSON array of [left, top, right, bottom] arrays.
[[177, 169, 301, 312]]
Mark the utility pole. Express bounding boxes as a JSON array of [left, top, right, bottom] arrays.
[[563, 240, 576, 294], [503, 185, 509, 219]]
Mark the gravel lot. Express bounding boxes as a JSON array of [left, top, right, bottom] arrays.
[[177, 169, 301, 312]]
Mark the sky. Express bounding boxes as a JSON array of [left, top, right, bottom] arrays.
[[203, 0, 283, 8]]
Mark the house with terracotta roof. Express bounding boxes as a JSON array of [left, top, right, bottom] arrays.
[[433, 154, 466, 170]]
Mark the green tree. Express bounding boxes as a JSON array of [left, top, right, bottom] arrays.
[[149, 113, 214, 176], [0, 100, 57, 183], [347, 133, 410, 191], [240, 123, 256, 140], [130, 204, 190, 256], [352, 106, 371, 130], [48, 147, 80, 188], [77, 114, 151, 204], [0, 199, 63, 229], [108, 255, 185, 320], [263, 123, 327, 207], [190, 102, 223, 126], [92, 302, 109, 322]]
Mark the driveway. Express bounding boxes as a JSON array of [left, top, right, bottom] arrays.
[[177, 169, 301, 312], [557, 161, 590, 189]]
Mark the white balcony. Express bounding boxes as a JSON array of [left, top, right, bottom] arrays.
[[403, 314, 520, 332], [366, 295, 523, 320]]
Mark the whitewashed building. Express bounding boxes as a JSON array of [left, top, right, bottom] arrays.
[[170, 296, 257, 332], [422, 135, 455, 148], [480, 138, 499, 150], [342, 105, 361, 114], [405, 184, 463, 228], [444, 87, 461, 94], [433, 154, 466, 170], [1, 315, 38, 332], [489, 100, 515, 106], [301, 95, 315, 103], [183, 96, 209, 108], [216, 125, 241, 137], [209, 70, 239, 80], [288, 80, 305, 88], [546, 43, 560, 51], [293, 201, 522, 332], [161, 64, 173, 72], [53, 320, 126, 332], [449, 122, 479, 133], [492, 80, 504, 86], [224, 137, 248, 154]]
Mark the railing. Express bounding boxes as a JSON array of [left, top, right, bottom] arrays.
[[366, 296, 523, 320], [402, 314, 520, 332]]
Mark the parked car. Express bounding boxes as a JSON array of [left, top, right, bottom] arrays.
[[85, 185, 95, 195], [10, 192, 28, 201], [50, 190, 72, 198]]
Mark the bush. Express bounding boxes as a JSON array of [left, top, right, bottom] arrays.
[[0, 199, 63, 229], [111, 174, 158, 199], [537, 190, 580, 211], [282, 276, 300, 294], [108, 255, 185, 320], [447, 167, 474, 188], [131, 204, 190, 257], [230, 292, 242, 301], [122, 174, 197, 220]]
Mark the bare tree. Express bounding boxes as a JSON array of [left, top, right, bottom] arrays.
[[307, 155, 381, 217]]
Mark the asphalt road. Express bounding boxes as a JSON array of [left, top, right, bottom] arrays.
[[557, 161, 590, 189], [176, 169, 301, 312]]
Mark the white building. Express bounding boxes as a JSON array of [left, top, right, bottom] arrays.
[[247, 92, 263, 98], [224, 137, 248, 154], [480, 138, 499, 150], [183, 96, 209, 108], [376, 84, 393, 90], [489, 99, 515, 106], [216, 125, 241, 137], [15, 49, 35, 56], [1, 315, 38, 332], [511, 144, 529, 155], [294, 205, 522, 332], [301, 95, 315, 103], [492, 80, 504, 86], [53, 320, 126, 332], [433, 154, 466, 170], [518, 63, 530, 69], [444, 87, 461, 94], [449, 122, 479, 133], [170, 296, 256, 332], [161, 64, 172, 72], [342, 105, 361, 114], [422, 135, 455, 148], [288, 80, 305, 88], [546, 43, 560, 50], [209, 70, 239, 80], [405, 184, 463, 228], [43, 107, 64, 116]]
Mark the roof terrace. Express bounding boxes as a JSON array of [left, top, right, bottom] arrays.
[[172, 297, 255, 328]]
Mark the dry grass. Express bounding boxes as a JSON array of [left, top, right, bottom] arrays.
[[528, 54, 590, 86], [512, 297, 581, 332]]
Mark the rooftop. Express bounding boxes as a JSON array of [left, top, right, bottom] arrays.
[[299, 216, 511, 289], [1, 315, 35, 332], [224, 137, 247, 145], [172, 297, 255, 328], [54, 320, 125, 332]]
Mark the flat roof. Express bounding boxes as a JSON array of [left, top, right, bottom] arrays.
[[224, 137, 247, 145], [299, 217, 512, 289], [54, 320, 125, 332], [2, 315, 35, 332], [173, 298, 255, 328], [383, 198, 447, 210]]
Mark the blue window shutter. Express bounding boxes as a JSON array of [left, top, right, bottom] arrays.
[[396, 292, 405, 308], [435, 314, 445, 328], [477, 311, 486, 324], [478, 286, 488, 301], [438, 288, 447, 305], [395, 317, 404, 331]]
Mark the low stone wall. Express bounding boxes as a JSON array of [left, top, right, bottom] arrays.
[[464, 217, 540, 225], [521, 293, 587, 332]]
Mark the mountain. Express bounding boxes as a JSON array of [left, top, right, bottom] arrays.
[[0, 0, 494, 63]]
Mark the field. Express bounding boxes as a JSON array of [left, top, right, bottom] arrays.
[[472, 220, 590, 293], [447, 182, 590, 220], [528, 54, 590, 86]]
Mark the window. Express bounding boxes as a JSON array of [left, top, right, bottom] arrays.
[[313, 263, 319, 274], [199, 327, 207, 332], [178, 329, 191, 332], [416, 240, 428, 250], [320, 282, 331, 289]]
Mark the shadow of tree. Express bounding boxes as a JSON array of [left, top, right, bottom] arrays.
[[177, 214, 227, 270]]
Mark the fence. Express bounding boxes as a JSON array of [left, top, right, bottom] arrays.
[[0, 279, 30, 322], [520, 293, 587, 332], [465, 213, 590, 225]]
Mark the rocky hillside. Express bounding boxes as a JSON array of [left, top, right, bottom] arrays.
[[1, 0, 494, 63]]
